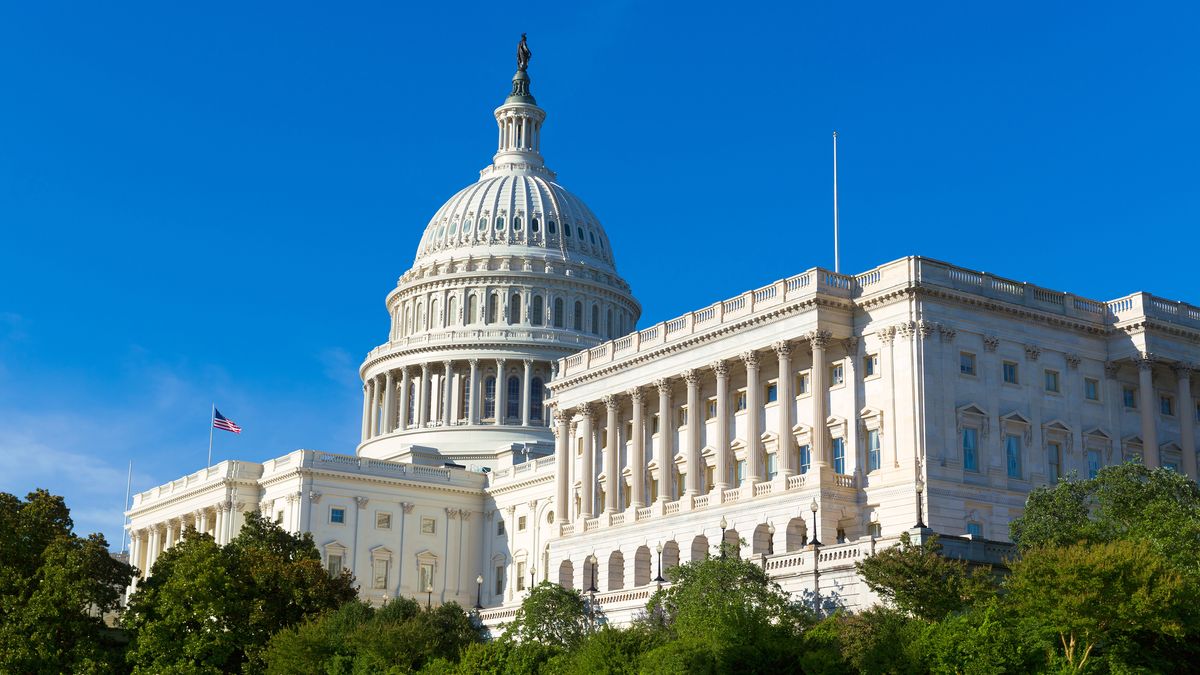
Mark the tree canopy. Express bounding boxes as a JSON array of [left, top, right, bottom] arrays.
[[854, 531, 995, 621]]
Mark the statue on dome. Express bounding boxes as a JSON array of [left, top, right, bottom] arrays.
[[517, 33, 531, 71]]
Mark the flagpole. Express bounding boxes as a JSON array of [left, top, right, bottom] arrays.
[[832, 130, 840, 274], [207, 403, 214, 468], [121, 460, 132, 554]]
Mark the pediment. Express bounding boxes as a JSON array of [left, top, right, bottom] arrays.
[[957, 402, 988, 417]]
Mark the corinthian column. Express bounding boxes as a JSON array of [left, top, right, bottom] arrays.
[[418, 364, 431, 428], [467, 359, 480, 425], [398, 368, 411, 430], [629, 388, 646, 509], [521, 360, 533, 426], [603, 394, 620, 513], [1136, 354, 1159, 469], [809, 330, 832, 467], [684, 369, 701, 496], [655, 379, 672, 501], [1175, 364, 1196, 480], [554, 409, 570, 521], [712, 361, 730, 493], [743, 351, 762, 485], [774, 341, 795, 477], [383, 370, 396, 434], [442, 361, 453, 426], [360, 382, 371, 441], [579, 404, 595, 518], [495, 359, 507, 426]]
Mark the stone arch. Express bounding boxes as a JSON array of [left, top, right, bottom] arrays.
[[751, 522, 773, 555], [582, 556, 598, 592], [634, 546, 652, 587], [722, 527, 740, 558], [447, 296, 457, 326], [690, 534, 709, 562], [607, 550, 625, 591], [785, 517, 808, 552], [662, 540, 680, 574], [558, 559, 574, 589]]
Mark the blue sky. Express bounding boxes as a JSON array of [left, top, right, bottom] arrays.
[[1, 2, 1197, 547]]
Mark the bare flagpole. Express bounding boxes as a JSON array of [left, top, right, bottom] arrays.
[[833, 130, 840, 274], [207, 403, 215, 468], [120, 459, 132, 554]]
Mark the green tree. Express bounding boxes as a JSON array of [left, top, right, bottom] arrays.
[[1005, 539, 1199, 673], [917, 600, 1047, 675], [1011, 463, 1200, 578], [553, 624, 663, 675], [0, 489, 134, 674], [836, 606, 927, 675], [855, 532, 995, 621], [123, 512, 356, 674], [507, 581, 594, 650]]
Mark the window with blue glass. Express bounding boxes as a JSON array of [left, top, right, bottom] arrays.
[[483, 377, 497, 419], [799, 444, 811, 474], [1005, 434, 1022, 479], [506, 377, 521, 419], [736, 460, 746, 484], [330, 507, 346, 525], [1087, 449, 1101, 479], [766, 453, 778, 480], [765, 383, 778, 403], [966, 522, 983, 537], [833, 437, 846, 474], [530, 378, 544, 422], [963, 428, 978, 472], [867, 429, 881, 472]]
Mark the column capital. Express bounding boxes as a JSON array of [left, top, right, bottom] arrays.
[[355, 496, 370, 509], [628, 386, 645, 404], [496, 358, 507, 369], [917, 320, 937, 340], [844, 336, 860, 353], [468, 358, 479, 368], [877, 326, 897, 345], [1065, 353, 1081, 369], [740, 350, 759, 370], [577, 402, 595, 421], [401, 502, 415, 514], [938, 323, 958, 342], [1135, 353, 1156, 371], [654, 378, 671, 395], [1024, 344, 1042, 361], [420, 362, 430, 374], [711, 360, 729, 379], [524, 358, 534, 367], [807, 329, 833, 349], [602, 394, 620, 412], [1104, 361, 1120, 377], [983, 335, 1000, 352], [1173, 362, 1194, 379], [772, 340, 791, 358], [683, 369, 700, 386]]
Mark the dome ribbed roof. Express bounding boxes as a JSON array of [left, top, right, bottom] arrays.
[[413, 173, 617, 270]]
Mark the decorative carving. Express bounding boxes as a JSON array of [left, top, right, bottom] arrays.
[[446, 507, 460, 519], [683, 369, 700, 386], [577, 402, 594, 421], [1173, 363, 1195, 380], [938, 324, 957, 342], [527, 500, 538, 511], [654, 378, 671, 395], [309, 491, 322, 504], [983, 335, 1000, 352], [1135, 353, 1156, 371], [485, 509, 495, 521], [712, 360, 729, 378], [772, 341, 791, 359], [355, 496, 370, 509], [877, 326, 897, 345], [917, 321, 936, 340], [258, 501, 271, 513], [602, 394, 620, 411], [460, 510, 472, 521], [1024, 344, 1041, 361], [401, 502, 415, 514], [895, 322, 916, 340], [807, 329, 832, 349], [517, 34, 532, 72], [1065, 353, 1081, 369], [468, 358, 479, 368], [844, 336, 860, 353], [628, 387, 644, 404]]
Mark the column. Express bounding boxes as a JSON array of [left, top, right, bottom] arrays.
[[145, 527, 159, 573], [712, 361, 730, 492], [468, 359, 480, 425], [774, 341, 795, 476], [603, 395, 620, 513], [360, 382, 371, 441], [1136, 354, 1159, 469], [1176, 364, 1196, 480], [522, 360, 533, 426], [554, 409, 570, 521], [629, 388, 646, 509], [655, 379, 672, 502], [418, 364, 431, 427], [684, 369, 701, 496], [743, 351, 762, 485], [495, 359, 507, 425], [383, 370, 396, 434], [579, 404, 595, 518], [197, 509, 209, 535], [810, 330, 832, 466], [442, 361, 453, 426], [367, 377, 379, 438], [128, 531, 141, 577], [399, 368, 411, 431]]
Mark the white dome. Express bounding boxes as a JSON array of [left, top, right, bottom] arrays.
[[414, 175, 616, 270]]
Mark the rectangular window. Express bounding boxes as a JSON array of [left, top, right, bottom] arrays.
[[1044, 370, 1060, 393], [1085, 377, 1100, 401], [327, 553, 343, 577], [966, 522, 983, 537], [833, 437, 846, 474], [652, 414, 661, 434], [421, 517, 436, 535], [1003, 361, 1019, 384], [1123, 387, 1137, 408], [706, 398, 717, 420], [496, 520, 505, 536], [1048, 442, 1062, 482], [867, 429, 881, 472], [799, 444, 811, 474], [960, 352, 977, 376], [736, 460, 746, 483], [276, 510, 284, 524], [1160, 395, 1175, 416], [766, 453, 778, 480], [735, 391, 747, 412], [675, 470, 685, 499], [963, 428, 978, 473], [1005, 434, 1022, 479], [330, 507, 346, 525], [518, 516, 527, 531], [863, 354, 879, 378], [765, 382, 778, 403], [494, 566, 504, 595], [1165, 462, 1179, 473], [649, 478, 658, 503], [1087, 449, 1101, 479], [375, 512, 392, 530], [704, 465, 714, 491], [831, 363, 845, 386], [420, 563, 435, 593], [678, 406, 688, 427], [372, 558, 390, 589], [516, 561, 527, 591], [797, 372, 811, 395]]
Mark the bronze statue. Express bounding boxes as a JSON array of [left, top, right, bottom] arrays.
[[517, 33, 531, 71]]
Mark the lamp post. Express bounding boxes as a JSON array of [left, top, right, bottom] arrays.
[[474, 574, 483, 610], [653, 542, 666, 584], [425, 582, 433, 610], [585, 554, 598, 634], [809, 498, 822, 546], [529, 566, 537, 591], [767, 522, 775, 555], [719, 516, 728, 558], [914, 477, 926, 529]]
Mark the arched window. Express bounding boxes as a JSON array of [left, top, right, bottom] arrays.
[[606, 308, 614, 338], [495, 217, 505, 231], [483, 377, 497, 420], [553, 298, 564, 328], [417, 302, 425, 331], [487, 294, 498, 324], [548, 220, 557, 235], [564, 223, 572, 237], [430, 299, 440, 328], [405, 306, 413, 335], [478, 218, 487, 232], [591, 305, 600, 335], [407, 381, 418, 426], [509, 293, 521, 325], [530, 377, 544, 422], [531, 296, 544, 326], [531, 217, 540, 233], [447, 297, 457, 327], [467, 295, 478, 324], [573, 301, 583, 331], [506, 376, 521, 419], [514, 217, 523, 231]]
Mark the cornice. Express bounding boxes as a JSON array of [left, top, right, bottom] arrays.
[[127, 477, 257, 519], [484, 471, 555, 496]]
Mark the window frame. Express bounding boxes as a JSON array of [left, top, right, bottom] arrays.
[[1002, 360, 1019, 385], [959, 351, 977, 377], [329, 506, 346, 525]]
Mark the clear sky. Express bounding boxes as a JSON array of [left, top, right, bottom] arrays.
[[1, 2, 1197, 547]]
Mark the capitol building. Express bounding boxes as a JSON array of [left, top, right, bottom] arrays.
[[125, 45, 1200, 626]]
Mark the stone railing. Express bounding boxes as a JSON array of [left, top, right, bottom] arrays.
[[487, 454, 557, 488], [130, 460, 264, 510]]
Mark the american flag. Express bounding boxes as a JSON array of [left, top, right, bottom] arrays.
[[213, 408, 242, 434]]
